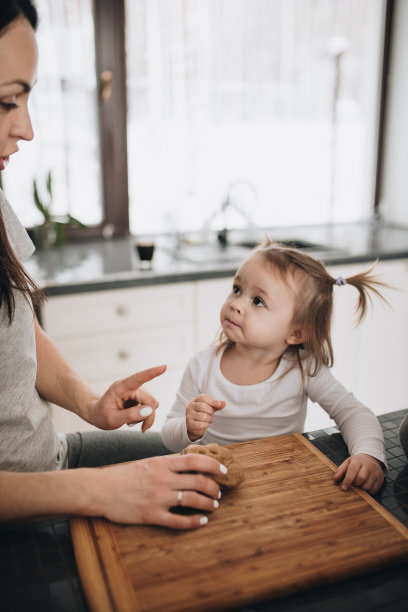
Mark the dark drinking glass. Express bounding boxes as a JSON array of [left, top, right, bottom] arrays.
[[135, 240, 155, 269]]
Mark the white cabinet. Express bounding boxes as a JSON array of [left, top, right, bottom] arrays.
[[343, 259, 408, 414], [43, 284, 195, 432]]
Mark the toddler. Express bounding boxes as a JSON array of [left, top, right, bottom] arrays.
[[162, 240, 388, 494]]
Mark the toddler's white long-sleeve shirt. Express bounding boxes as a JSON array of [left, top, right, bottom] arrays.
[[161, 346, 386, 467]]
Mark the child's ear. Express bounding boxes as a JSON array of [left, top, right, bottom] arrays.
[[287, 327, 306, 345]]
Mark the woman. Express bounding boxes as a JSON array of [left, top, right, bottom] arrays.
[[0, 0, 225, 529]]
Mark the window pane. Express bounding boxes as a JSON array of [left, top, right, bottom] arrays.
[[2, 0, 101, 228], [125, 0, 385, 235]]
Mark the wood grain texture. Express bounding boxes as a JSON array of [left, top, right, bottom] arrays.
[[71, 518, 139, 612], [71, 434, 408, 612]]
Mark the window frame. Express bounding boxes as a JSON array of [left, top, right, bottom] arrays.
[[374, 0, 395, 217], [47, 0, 130, 242], [93, 0, 129, 239]]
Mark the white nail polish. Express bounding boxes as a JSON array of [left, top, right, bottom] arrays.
[[140, 406, 153, 417], [220, 463, 228, 474], [200, 516, 208, 526], [213, 500, 219, 509], [218, 491, 222, 499], [127, 423, 136, 428]]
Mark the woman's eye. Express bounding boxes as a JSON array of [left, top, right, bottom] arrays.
[[253, 297, 265, 307], [0, 97, 18, 112]]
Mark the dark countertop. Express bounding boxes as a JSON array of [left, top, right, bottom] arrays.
[[1, 409, 407, 612], [25, 221, 408, 295]]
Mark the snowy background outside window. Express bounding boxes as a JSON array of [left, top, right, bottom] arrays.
[[2, 0, 384, 236]]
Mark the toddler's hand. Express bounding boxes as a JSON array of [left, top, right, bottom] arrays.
[[333, 453, 384, 494], [186, 394, 226, 441]]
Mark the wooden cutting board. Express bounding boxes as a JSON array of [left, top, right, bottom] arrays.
[[71, 434, 408, 612]]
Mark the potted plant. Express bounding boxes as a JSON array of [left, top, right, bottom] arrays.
[[30, 170, 87, 248]]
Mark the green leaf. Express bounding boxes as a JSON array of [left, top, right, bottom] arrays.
[[33, 179, 51, 221], [46, 170, 52, 199], [67, 214, 88, 229]]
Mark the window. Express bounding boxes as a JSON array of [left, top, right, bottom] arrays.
[[125, 0, 386, 234], [2, 0, 102, 230], [2, 0, 387, 238]]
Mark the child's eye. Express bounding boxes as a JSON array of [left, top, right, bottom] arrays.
[[253, 296, 265, 307], [232, 285, 241, 295]]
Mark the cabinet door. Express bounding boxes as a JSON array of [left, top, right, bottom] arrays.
[[352, 259, 408, 414], [43, 284, 194, 338], [49, 324, 194, 381]]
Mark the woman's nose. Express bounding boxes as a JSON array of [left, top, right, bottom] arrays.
[[10, 105, 34, 143]]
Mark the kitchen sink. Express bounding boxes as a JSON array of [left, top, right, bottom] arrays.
[[171, 243, 251, 265], [169, 238, 345, 266]]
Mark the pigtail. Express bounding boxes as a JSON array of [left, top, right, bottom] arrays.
[[334, 262, 390, 324]]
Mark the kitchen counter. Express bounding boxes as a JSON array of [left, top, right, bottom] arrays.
[[1, 409, 407, 612], [25, 221, 408, 295]]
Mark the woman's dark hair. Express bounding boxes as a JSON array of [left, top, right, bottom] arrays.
[[0, 0, 42, 324], [0, 0, 38, 34]]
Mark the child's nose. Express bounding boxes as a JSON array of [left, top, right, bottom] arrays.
[[231, 297, 242, 312]]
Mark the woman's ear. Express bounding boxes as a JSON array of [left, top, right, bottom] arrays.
[[287, 327, 306, 345]]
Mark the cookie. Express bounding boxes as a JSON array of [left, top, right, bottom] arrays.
[[181, 443, 245, 488]]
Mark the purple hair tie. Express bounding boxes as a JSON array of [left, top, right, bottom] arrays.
[[335, 276, 347, 286]]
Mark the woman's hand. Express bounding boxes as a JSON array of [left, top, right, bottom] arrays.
[[333, 453, 384, 494], [0, 453, 226, 525], [186, 394, 226, 441], [84, 365, 167, 432], [91, 453, 226, 529]]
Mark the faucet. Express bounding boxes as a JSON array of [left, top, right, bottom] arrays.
[[205, 180, 258, 248]]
